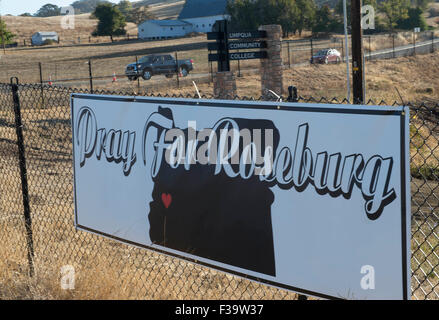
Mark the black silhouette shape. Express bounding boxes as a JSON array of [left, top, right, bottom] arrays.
[[148, 108, 279, 276]]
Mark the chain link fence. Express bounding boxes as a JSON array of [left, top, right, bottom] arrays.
[[0, 82, 437, 300], [1, 30, 437, 93]]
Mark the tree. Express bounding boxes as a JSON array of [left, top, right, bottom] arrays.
[[312, 5, 340, 34], [256, 0, 299, 36], [397, 6, 428, 30], [0, 19, 15, 45], [92, 3, 126, 36], [34, 3, 61, 17], [71, 0, 110, 14], [19, 13, 33, 17], [227, 0, 259, 30], [117, 0, 132, 16], [295, 0, 316, 36], [379, 0, 410, 31], [227, 0, 315, 35], [126, 6, 155, 25]]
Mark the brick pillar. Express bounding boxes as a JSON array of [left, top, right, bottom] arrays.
[[259, 25, 283, 99], [213, 71, 237, 99]]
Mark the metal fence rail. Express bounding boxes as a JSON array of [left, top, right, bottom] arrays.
[[0, 82, 437, 300]]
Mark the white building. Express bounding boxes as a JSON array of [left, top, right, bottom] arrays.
[[31, 32, 59, 45], [138, 20, 193, 41], [138, 0, 229, 40]]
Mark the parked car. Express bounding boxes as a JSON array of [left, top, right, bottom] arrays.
[[125, 54, 194, 81], [310, 49, 342, 64]]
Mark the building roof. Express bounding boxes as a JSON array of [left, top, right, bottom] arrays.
[[144, 19, 193, 27], [33, 31, 58, 37], [178, 0, 228, 19]]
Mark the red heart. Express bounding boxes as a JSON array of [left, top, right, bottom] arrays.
[[161, 193, 172, 209]]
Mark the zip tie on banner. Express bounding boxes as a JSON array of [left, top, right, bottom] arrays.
[[193, 81, 201, 99]]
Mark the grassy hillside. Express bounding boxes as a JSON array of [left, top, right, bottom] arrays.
[[147, 0, 185, 19], [2, 1, 184, 44], [3, 14, 139, 42]]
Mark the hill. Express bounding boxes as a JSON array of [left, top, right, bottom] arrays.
[[146, 0, 185, 19]]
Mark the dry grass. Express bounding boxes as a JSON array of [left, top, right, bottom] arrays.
[[426, 2, 439, 29], [0, 33, 210, 84], [3, 14, 139, 45], [2, 1, 184, 46], [115, 50, 439, 105]]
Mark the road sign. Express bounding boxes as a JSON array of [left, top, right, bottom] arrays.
[[414, 27, 421, 33], [207, 21, 268, 71], [209, 51, 267, 62]]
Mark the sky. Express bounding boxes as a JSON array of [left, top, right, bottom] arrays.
[[0, 0, 118, 16]]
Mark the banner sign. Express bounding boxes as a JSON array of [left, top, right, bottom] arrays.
[[71, 95, 411, 300]]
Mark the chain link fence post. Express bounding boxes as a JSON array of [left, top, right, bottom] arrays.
[[135, 55, 140, 94], [175, 51, 180, 88], [38, 62, 45, 107], [10, 77, 35, 277], [288, 41, 291, 68], [88, 60, 94, 94], [392, 33, 395, 59], [413, 31, 416, 56]]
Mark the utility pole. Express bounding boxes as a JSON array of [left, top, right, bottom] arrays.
[[342, 0, 350, 102], [351, 0, 365, 104]]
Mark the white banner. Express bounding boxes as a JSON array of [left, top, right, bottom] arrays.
[[71, 94, 411, 300]]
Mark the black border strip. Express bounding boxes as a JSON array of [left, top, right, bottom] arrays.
[[71, 94, 403, 116], [400, 111, 408, 300], [70, 95, 409, 300], [71, 96, 79, 228]]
